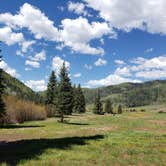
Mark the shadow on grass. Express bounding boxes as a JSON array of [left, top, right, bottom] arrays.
[[0, 125, 45, 129], [65, 122, 89, 125], [0, 135, 104, 166]]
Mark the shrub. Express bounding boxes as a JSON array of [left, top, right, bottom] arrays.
[[118, 105, 122, 114], [3, 95, 47, 123], [140, 109, 146, 112]]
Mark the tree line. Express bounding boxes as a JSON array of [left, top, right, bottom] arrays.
[[93, 90, 122, 115], [45, 63, 86, 122]]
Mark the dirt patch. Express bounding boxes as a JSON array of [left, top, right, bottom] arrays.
[[149, 120, 166, 126]]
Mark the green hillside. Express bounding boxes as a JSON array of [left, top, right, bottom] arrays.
[[2, 71, 44, 104], [83, 80, 166, 107]]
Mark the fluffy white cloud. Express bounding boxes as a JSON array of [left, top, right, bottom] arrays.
[[25, 60, 40, 68], [0, 60, 20, 77], [85, 0, 166, 34], [25, 80, 47, 91], [52, 56, 70, 75], [114, 67, 131, 77], [86, 74, 141, 87], [0, 3, 113, 55], [0, 3, 59, 41], [94, 58, 107, 66], [20, 40, 35, 53], [115, 60, 126, 65], [73, 73, 81, 78], [29, 50, 46, 61], [59, 17, 114, 55], [68, 2, 88, 16], [0, 27, 24, 45]]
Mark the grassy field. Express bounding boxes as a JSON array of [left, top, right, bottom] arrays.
[[0, 106, 166, 166]]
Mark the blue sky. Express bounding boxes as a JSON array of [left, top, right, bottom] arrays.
[[0, 0, 166, 91]]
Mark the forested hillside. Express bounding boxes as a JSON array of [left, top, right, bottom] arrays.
[[2, 71, 44, 104], [2, 70, 166, 107], [83, 80, 166, 107]]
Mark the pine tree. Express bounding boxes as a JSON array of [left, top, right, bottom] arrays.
[[0, 42, 6, 123], [93, 90, 103, 114], [45, 71, 57, 117], [104, 99, 113, 114], [58, 63, 73, 122], [118, 105, 122, 114], [73, 84, 86, 113]]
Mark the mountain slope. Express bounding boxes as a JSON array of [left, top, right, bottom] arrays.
[[83, 80, 166, 107], [2, 71, 44, 104]]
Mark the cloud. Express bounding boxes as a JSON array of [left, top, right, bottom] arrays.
[[145, 48, 154, 53], [0, 26, 24, 45], [86, 74, 141, 87], [85, 0, 166, 34], [20, 40, 35, 53], [68, 2, 88, 16], [0, 3, 114, 55], [29, 50, 46, 62], [94, 58, 107, 66], [84, 64, 92, 70], [52, 56, 70, 75], [73, 73, 81, 78], [115, 60, 126, 65], [60, 17, 115, 55], [25, 60, 40, 68], [0, 60, 20, 77], [25, 80, 47, 91], [114, 67, 131, 77]]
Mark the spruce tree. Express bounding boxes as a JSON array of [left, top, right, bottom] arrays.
[[104, 99, 113, 114], [0, 42, 6, 123], [93, 90, 103, 114], [45, 71, 57, 117], [118, 105, 122, 114], [58, 63, 73, 122], [73, 84, 86, 113]]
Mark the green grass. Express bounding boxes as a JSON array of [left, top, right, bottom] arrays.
[[0, 108, 166, 166]]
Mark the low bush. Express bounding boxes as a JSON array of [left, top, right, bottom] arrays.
[[3, 95, 47, 123]]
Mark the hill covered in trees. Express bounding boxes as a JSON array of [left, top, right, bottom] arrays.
[[2, 70, 44, 104], [2, 70, 166, 107], [83, 80, 166, 107]]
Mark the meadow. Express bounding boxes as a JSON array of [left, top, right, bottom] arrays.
[[0, 106, 166, 166]]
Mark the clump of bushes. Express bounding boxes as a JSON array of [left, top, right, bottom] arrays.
[[3, 96, 47, 123], [158, 110, 166, 114], [140, 109, 146, 112], [130, 109, 137, 112]]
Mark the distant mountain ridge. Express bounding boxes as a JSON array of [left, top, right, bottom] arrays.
[[2, 70, 166, 107]]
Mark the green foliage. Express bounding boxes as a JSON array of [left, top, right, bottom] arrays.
[[0, 43, 6, 123], [45, 71, 57, 117], [104, 99, 113, 114], [83, 81, 166, 107], [93, 90, 103, 114], [2, 70, 44, 104], [118, 105, 122, 114], [73, 84, 86, 113], [58, 63, 73, 122]]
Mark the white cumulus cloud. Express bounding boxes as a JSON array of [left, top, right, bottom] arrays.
[[94, 58, 107, 66], [25, 80, 47, 91]]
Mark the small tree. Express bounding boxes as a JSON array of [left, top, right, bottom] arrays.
[[93, 90, 103, 114], [0, 42, 6, 124], [104, 99, 113, 114], [118, 105, 122, 114], [45, 71, 57, 117], [73, 84, 86, 113], [58, 63, 73, 122]]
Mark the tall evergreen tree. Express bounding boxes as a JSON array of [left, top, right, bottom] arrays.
[[93, 90, 103, 114], [104, 99, 113, 114], [45, 71, 57, 117], [118, 105, 122, 114], [73, 84, 86, 113], [0, 42, 6, 123], [58, 63, 73, 122]]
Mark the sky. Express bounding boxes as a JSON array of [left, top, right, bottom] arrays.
[[0, 0, 166, 91]]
